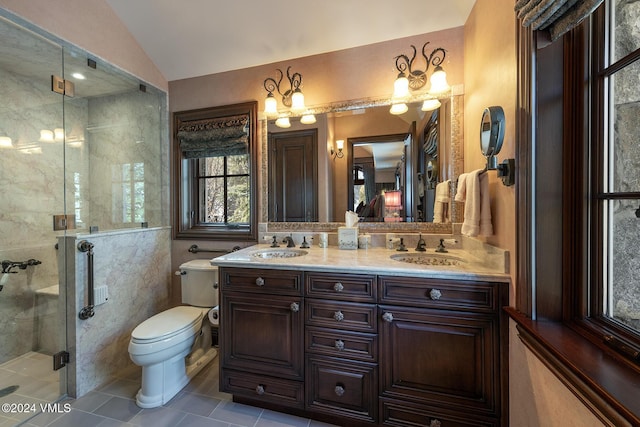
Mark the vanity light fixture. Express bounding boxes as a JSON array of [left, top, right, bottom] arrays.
[[390, 42, 450, 115], [263, 67, 316, 128], [331, 139, 344, 160]]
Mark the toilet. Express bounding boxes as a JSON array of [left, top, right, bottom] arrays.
[[128, 259, 219, 408]]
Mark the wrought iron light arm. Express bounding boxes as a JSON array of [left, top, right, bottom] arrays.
[[394, 42, 447, 91], [263, 66, 303, 108]]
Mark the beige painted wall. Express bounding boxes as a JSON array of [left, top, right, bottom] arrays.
[[0, 0, 167, 91], [464, 0, 604, 426]]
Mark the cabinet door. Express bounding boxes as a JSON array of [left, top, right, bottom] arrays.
[[222, 293, 304, 380], [379, 305, 500, 419]]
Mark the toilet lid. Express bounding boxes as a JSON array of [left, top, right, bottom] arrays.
[[131, 306, 204, 342]]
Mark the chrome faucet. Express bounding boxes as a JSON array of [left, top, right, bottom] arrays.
[[415, 234, 426, 252], [282, 236, 295, 248]]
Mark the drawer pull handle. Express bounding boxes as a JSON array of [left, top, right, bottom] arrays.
[[429, 288, 442, 300], [333, 311, 344, 321], [256, 384, 265, 395], [335, 339, 345, 351], [333, 282, 344, 292], [255, 277, 265, 287], [382, 312, 394, 322], [290, 302, 300, 312], [334, 385, 345, 397], [429, 419, 441, 427]]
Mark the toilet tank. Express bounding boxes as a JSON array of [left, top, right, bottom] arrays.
[[179, 259, 219, 307]]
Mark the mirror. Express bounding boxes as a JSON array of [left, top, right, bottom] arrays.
[[260, 95, 464, 227], [480, 106, 505, 158]]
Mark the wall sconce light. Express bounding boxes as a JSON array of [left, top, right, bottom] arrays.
[[331, 139, 344, 160], [390, 42, 450, 115], [263, 67, 316, 128]]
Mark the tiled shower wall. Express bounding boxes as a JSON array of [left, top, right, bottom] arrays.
[[62, 227, 171, 398]]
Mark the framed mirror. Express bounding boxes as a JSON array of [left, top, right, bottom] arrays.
[[260, 94, 464, 230]]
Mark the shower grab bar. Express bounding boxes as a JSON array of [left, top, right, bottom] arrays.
[[77, 240, 95, 320], [188, 244, 241, 254]]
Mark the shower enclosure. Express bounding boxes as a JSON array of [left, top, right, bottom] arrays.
[[0, 11, 168, 425]]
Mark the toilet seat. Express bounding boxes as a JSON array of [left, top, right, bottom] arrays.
[[131, 306, 204, 345]]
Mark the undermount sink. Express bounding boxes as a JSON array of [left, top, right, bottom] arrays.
[[251, 249, 309, 259], [390, 253, 465, 266]]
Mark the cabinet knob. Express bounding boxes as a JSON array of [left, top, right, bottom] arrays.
[[429, 288, 442, 300], [333, 282, 344, 292], [382, 312, 394, 322], [333, 311, 344, 322], [290, 302, 300, 312], [334, 385, 345, 397], [256, 384, 265, 395], [335, 339, 345, 351], [255, 277, 265, 286], [429, 419, 441, 427]]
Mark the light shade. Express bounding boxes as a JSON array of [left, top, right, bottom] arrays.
[[54, 128, 65, 142], [429, 66, 450, 95], [300, 114, 316, 124], [389, 103, 408, 115], [264, 94, 278, 117], [336, 139, 344, 151], [290, 89, 305, 113], [0, 136, 12, 148], [421, 99, 441, 111], [384, 190, 402, 208], [275, 117, 291, 128], [392, 73, 410, 100]]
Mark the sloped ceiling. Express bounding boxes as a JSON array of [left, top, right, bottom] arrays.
[[105, 0, 476, 81]]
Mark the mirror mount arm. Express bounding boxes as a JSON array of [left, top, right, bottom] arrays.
[[484, 155, 516, 187]]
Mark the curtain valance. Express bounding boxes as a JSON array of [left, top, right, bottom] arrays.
[[515, 0, 604, 41], [177, 114, 249, 158]]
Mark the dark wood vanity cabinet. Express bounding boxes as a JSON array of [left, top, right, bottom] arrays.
[[219, 267, 305, 408], [219, 267, 507, 426], [305, 272, 379, 423], [378, 276, 507, 427]]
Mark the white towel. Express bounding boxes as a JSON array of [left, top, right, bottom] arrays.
[[455, 170, 493, 237], [432, 180, 450, 223]]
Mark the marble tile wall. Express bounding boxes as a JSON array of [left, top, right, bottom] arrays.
[[62, 227, 171, 398]]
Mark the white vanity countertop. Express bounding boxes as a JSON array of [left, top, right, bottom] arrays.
[[211, 244, 510, 283]]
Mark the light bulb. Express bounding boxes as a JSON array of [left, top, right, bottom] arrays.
[[54, 128, 65, 142], [0, 136, 12, 148], [300, 114, 316, 124], [264, 94, 278, 117], [429, 66, 450, 95], [392, 73, 410, 100], [291, 89, 305, 114], [421, 99, 441, 111], [275, 117, 291, 128], [389, 103, 408, 115], [39, 129, 54, 142]]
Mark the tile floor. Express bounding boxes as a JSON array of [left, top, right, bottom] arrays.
[[2, 353, 337, 427]]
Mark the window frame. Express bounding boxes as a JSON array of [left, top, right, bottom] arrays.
[[511, 2, 640, 424], [172, 102, 258, 241]]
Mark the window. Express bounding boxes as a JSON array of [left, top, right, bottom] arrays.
[[173, 102, 257, 241], [587, 0, 640, 347], [112, 162, 145, 224]]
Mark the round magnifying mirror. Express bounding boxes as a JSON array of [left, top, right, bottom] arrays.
[[480, 106, 505, 157]]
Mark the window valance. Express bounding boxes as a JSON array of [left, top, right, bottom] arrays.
[[177, 114, 249, 158], [515, 0, 604, 41]]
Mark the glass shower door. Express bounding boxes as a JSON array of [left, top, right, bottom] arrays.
[[0, 13, 68, 425]]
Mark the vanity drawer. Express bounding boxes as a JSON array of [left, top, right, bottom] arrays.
[[306, 326, 378, 362], [221, 368, 304, 409], [306, 299, 377, 333], [306, 356, 378, 424], [380, 397, 498, 427], [305, 272, 376, 302], [378, 276, 499, 313], [220, 267, 303, 296]]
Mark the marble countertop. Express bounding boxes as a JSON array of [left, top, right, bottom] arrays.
[[211, 244, 510, 283]]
